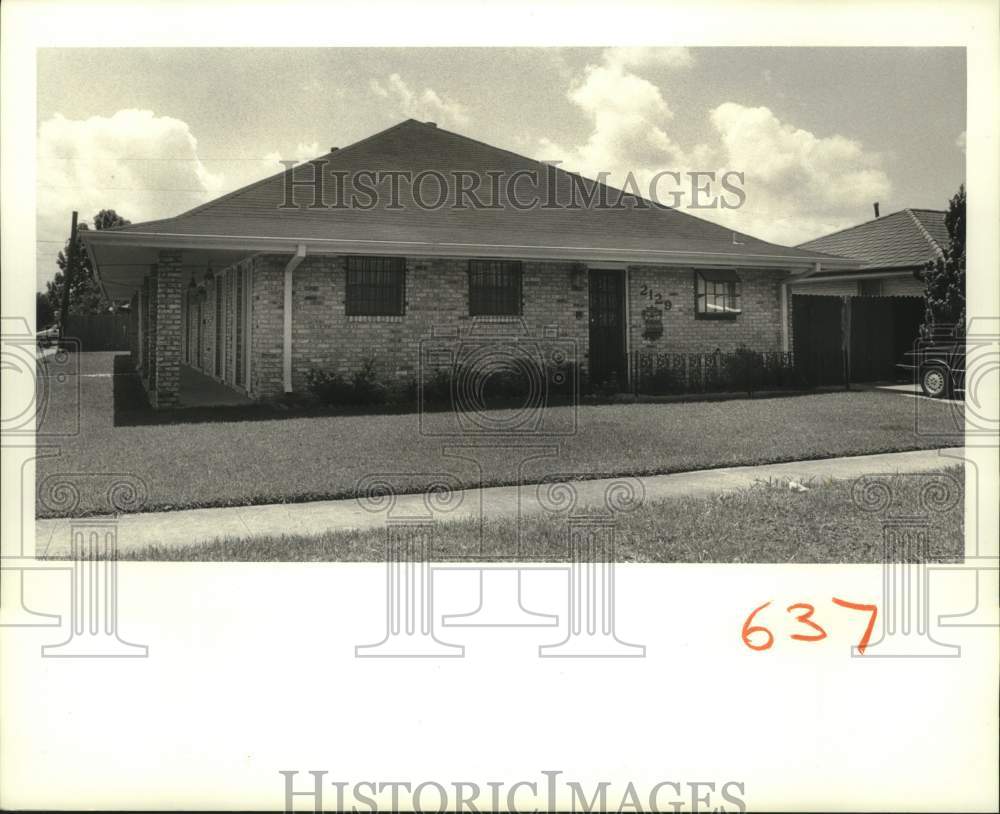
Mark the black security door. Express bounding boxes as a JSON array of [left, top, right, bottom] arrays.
[[588, 270, 627, 388]]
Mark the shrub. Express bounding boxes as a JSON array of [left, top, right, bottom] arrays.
[[350, 357, 386, 406], [305, 368, 352, 405], [421, 367, 454, 405], [386, 377, 418, 408]]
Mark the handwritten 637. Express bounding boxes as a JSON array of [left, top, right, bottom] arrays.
[[741, 598, 878, 654]]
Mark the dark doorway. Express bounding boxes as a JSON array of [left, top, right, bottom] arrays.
[[588, 269, 627, 388]]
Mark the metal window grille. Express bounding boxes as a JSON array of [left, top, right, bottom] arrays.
[[468, 259, 522, 316], [695, 270, 742, 317], [346, 256, 406, 316]]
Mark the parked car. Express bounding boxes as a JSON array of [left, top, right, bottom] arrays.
[[897, 336, 965, 399]]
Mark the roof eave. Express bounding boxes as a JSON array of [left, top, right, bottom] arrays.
[[82, 229, 857, 270]]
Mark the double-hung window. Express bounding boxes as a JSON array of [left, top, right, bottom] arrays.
[[694, 269, 741, 319]]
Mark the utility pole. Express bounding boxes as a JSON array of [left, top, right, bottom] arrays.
[[59, 211, 79, 338]]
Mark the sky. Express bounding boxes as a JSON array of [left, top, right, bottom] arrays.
[[36, 47, 966, 290]]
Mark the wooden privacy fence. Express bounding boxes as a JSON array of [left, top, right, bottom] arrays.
[[63, 313, 130, 352]]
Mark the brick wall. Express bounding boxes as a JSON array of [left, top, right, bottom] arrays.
[[245, 254, 789, 400], [791, 274, 924, 298], [791, 281, 857, 297], [151, 252, 183, 408], [629, 266, 787, 355], [882, 275, 924, 297]]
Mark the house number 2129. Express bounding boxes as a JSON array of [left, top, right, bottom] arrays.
[[639, 284, 672, 309]]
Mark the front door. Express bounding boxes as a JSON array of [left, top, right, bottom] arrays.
[[588, 269, 627, 388]]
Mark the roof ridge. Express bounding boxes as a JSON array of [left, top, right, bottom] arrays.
[[905, 208, 946, 258], [166, 119, 419, 222]]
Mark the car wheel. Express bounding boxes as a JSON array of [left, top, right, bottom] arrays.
[[920, 365, 950, 399]]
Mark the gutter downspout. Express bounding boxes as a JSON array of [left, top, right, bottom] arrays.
[[283, 244, 306, 393], [781, 262, 821, 353], [780, 281, 790, 353]]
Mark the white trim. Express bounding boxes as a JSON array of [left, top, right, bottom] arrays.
[[623, 265, 632, 387], [780, 282, 790, 353], [790, 270, 921, 284], [283, 244, 307, 393], [84, 229, 857, 269]]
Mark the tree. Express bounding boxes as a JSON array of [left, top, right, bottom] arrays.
[[45, 208, 131, 318], [36, 291, 55, 329], [920, 185, 965, 338]]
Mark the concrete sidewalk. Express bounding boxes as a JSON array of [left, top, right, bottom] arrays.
[[36, 447, 964, 556]]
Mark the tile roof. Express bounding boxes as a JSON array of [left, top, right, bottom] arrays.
[[107, 119, 841, 266], [797, 208, 948, 270]]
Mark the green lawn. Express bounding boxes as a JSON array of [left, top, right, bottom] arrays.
[[36, 352, 964, 518], [107, 469, 964, 563]]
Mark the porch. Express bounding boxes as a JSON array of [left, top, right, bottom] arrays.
[[179, 364, 253, 408]]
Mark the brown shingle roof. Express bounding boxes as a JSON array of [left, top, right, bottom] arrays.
[[797, 208, 948, 270], [108, 119, 842, 266]]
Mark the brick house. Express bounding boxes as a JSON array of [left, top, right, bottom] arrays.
[[83, 119, 853, 408]]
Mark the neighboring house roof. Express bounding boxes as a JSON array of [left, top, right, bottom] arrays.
[[86, 119, 848, 280], [797, 208, 948, 271]]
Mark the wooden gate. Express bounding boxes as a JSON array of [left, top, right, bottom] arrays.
[[793, 295, 924, 385], [792, 295, 845, 386]]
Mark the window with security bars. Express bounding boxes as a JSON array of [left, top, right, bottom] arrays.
[[346, 256, 406, 316], [694, 269, 742, 319], [468, 260, 522, 316]]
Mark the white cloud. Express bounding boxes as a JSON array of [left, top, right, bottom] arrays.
[[955, 130, 966, 152], [369, 73, 470, 129], [535, 52, 708, 208], [602, 47, 694, 71], [537, 56, 891, 246], [37, 109, 227, 286]]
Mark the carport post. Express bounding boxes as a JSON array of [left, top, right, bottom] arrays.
[[151, 251, 184, 408]]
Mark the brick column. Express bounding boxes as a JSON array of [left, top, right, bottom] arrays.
[[151, 251, 183, 408]]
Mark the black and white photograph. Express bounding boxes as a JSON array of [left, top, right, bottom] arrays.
[[2, 1, 998, 811]]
